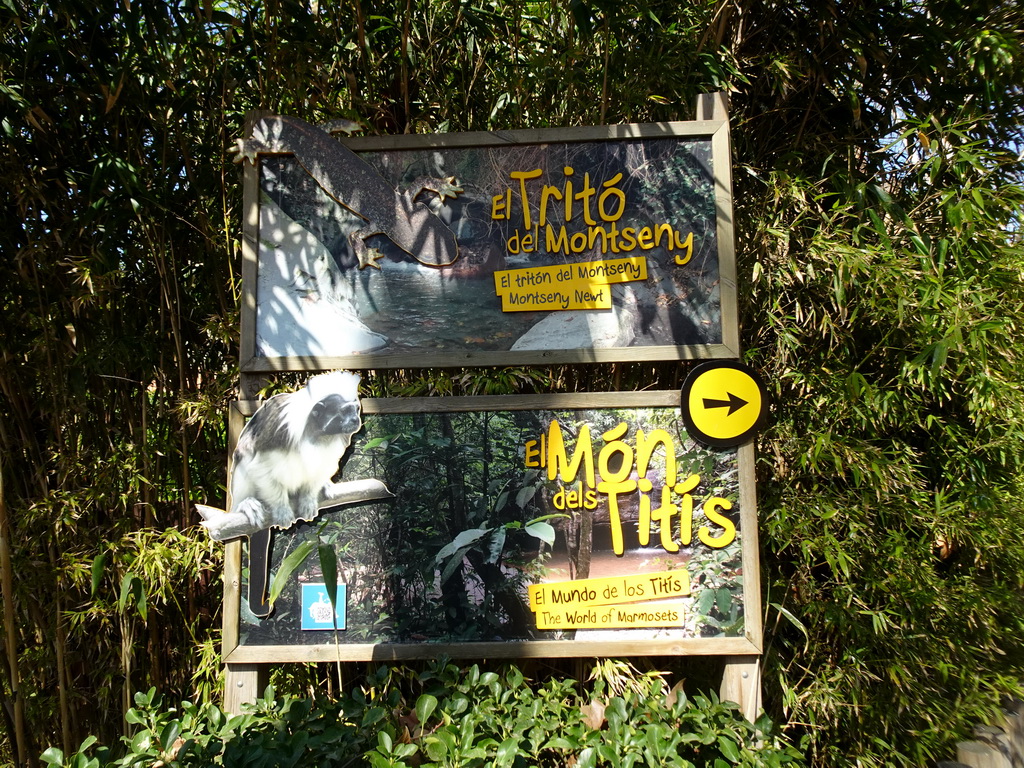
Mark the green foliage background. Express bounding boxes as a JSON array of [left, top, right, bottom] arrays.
[[1, 0, 1022, 765]]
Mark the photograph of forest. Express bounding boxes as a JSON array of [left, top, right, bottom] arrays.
[[239, 402, 747, 650]]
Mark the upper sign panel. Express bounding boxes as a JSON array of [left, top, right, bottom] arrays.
[[239, 118, 738, 371]]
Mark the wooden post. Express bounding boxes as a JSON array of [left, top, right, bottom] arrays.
[[696, 91, 730, 123], [224, 663, 270, 715], [695, 91, 764, 725], [220, 399, 266, 714], [0, 465, 28, 767], [219, 112, 276, 716], [719, 655, 761, 723]]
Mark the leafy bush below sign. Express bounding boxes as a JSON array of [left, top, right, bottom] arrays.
[[41, 663, 805, 768]]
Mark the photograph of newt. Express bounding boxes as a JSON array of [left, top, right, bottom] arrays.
[[242, 116, 734, 368]]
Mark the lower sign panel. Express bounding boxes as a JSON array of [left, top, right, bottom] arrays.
[[227, 391, 762, 660]]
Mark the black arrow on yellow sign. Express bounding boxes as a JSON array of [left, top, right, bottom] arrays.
[[702, 393, 748, 416], [681, 361, 768, 449]]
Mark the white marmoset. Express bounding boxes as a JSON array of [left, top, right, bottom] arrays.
[[197, 371, 390, 541]]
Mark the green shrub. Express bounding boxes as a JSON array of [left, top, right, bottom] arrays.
[[41, 663, 804, 768]]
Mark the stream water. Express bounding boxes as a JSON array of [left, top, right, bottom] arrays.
[[353, 265, 540, 352]]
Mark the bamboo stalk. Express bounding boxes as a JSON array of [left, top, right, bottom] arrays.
[[47, 541, 72, 757], [120, 615, 133, 740], [0, 464, 28, 767]]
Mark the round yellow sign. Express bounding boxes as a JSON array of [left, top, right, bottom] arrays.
[[681, 361, 767, 448]]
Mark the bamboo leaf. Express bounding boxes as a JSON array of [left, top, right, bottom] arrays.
[[91, 552, 108, 597]]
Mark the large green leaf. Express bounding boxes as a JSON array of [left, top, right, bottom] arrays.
[[267, 541, 316, 607]]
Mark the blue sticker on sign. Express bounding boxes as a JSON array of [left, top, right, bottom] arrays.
[[301, 583, 346, 631]]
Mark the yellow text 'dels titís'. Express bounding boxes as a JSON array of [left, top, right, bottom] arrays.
[[524, 420, 736, 555]]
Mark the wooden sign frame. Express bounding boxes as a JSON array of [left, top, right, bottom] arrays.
[[237, 120, 738, 372], [224, 96, 763, 720]]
